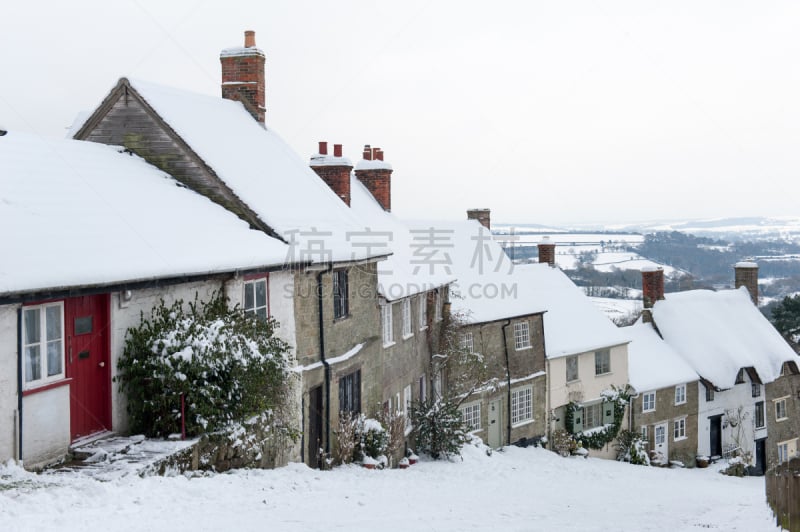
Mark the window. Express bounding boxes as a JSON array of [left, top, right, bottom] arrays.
[[402, 298, 412, 338], [706, 387, 715, 402], [735, 369, 745, 384], [674, 384, 686, 405], [244, 278, 267, 321], [642, 391, 656, 413], [435, 290, 443, 322], [641, 425, 648, 442], [460, 332, 474, 353], [338, 369, 361, 414], [566, 355, 579, 382], [419, 375, 427, 403], [461, 402, 481, 431], [419, 294, 428, 330], [594, 349, 611, 375], [382, 303, 394, 347], [755, 401, 765, 429], [778, 442, 789, 464], [23, 303, 64, 388], [673, 418, 686, 441], [776, 397, 788, 421], [584, 402, 603, 430], [655, 424, 666, 446], [778, 439, 797, 464], [333, 270, 349, 319], [514, 321, 531, 350], [511, 386, 533, 426], [404, 384, 413, 432], [752, 383, 761, 398]]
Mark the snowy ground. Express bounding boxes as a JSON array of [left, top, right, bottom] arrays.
[[0, 441, 777, 532]]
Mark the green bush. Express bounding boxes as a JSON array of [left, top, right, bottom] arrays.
[[116, 292, 291, 438], [410, 398, 468, 460]]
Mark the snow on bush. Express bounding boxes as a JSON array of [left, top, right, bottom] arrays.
[[410, 398, 468, 460], [116, 292, 291, 438]]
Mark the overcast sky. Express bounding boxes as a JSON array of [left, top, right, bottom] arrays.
[[2, 1, 799, 225]]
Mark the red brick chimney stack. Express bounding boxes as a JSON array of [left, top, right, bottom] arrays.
[[538, 237, 556, 266], [467, 209, 491, 230], [641, 267, 665, 323], [355, 144, 393, 211], [220, 30, 266, 123], [310, 141, 353, 206], [735, 261, 759, 306]]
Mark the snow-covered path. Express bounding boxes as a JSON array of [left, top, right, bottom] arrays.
[[0, 443, 777, 532]]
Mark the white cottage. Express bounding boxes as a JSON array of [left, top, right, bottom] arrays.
[[0, 131, 292, 468]]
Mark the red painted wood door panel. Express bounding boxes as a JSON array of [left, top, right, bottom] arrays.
[[65, 294, 111, 440]]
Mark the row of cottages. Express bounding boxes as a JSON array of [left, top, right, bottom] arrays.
[[69, 31, 452, 468], [404, 214, 632, 458], [627, 265, 800, 473], [0, 130, 293, 468]]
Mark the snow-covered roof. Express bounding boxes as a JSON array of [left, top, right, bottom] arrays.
[[651, 287, 798, 388], [0, 131, 290, 296], [349, 178, 453, 300], [404, 219, 629, 357], [95, 78, 386, 265], [626, 321, 699, 392]]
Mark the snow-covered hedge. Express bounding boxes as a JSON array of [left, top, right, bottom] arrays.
[[117, 293, 291, 438]]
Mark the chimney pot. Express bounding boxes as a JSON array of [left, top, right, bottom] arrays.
[[244, 30, 256, 48], [363, 145, 372, 160], [376, 149, 384, 161], [372, 147, 380, 160], [318, 141, 328, 155], [333, 144, 343, 157]]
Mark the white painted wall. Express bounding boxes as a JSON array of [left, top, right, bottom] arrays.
[[696, 378, 759, 463], [548, 344, 630, 459], [22, 385, 71, 469], [110, 280, 226, 434], [0, 304, 19, 463]]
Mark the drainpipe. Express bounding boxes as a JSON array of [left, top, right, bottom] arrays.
[[16, 307, 23, 463], [317, 265, 333, 457], [501, 319, 513, 446]]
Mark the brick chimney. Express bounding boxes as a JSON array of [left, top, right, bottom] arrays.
[[310, 142, 353, 206], [467, 209, 491, 230], [735, 261, 759, 306], [220, 30, 266, 123], [538, 237, 556, 266], [641, 267, 665, 308], [355, 145, 393, 211]]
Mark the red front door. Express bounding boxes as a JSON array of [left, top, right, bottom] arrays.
[[65, 294, 111, 440]]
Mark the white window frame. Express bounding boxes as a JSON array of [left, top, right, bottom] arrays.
[[594, 348, 611, 375], [402, 298, 413, 339], [641, 425, 648, 442], [674, 384, 687, 405], [243, 277, 268, 320], [382, 303, 395, 347], [642, 391, 656, 413], [513, 321, 531, 351], [419, 375, 427, 403], [435, 290, 443, 322], [775, 397, 788, 422], [673, 417, 686, 441], [22, 302, 65, 389], [583, 402, 603, 430], [778, 439, 797, 464], [418, 294, 428, 330], [332, 269, 349, 320], [461, 401, 481, 431], [752, 382, 761, 398], [566, 355, 579, 382], [460, 331, 474, 353], [511, 386, 533, 426]]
